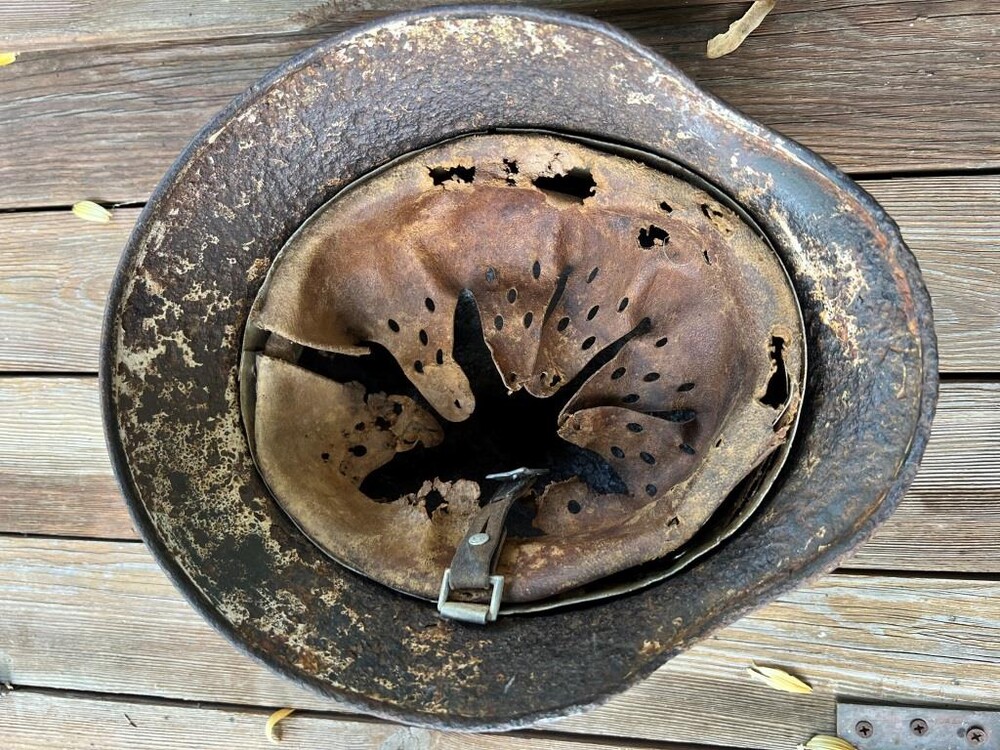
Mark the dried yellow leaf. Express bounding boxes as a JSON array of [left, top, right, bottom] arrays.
[[72, 201, 112, 224], [707, 0, 777, 59], [747, 662, 813, 694], [799, 735, 858, 750], [0, 52, 17, 67], [265, 707, 295, 743]]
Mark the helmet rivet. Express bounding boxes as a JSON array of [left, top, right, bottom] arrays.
[[468, 533, 490, 547]]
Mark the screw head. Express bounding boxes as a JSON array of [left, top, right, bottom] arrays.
[[468, 533, 490, 547], [855, 721, 874, 739], [967, 727, 987, 746], [911, 719, 929, 736]]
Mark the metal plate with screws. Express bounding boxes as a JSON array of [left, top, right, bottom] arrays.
[[838, 703, 999, 750]]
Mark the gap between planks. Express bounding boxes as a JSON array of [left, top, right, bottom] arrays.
[[2, 536, 999, 749], [1, 175, 997, 373]]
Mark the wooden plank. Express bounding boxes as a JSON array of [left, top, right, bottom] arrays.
[[0, 0, 579, 49], [3, 690, 670, 750], [2, 536, 999, 748], [862, 177, 1000, 375], [0, 377, 135, 539], [3, 176, 997, 373], [1, 1, 997, 209], [0, 209, 131, 373], [0, 377, 997, 570]]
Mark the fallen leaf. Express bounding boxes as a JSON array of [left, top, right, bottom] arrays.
[[0, 52, 17, 67], [799, 735, 858, 750], [265, 707, 295, 743], [72, 200, 113, 224], [707, 0, 777, 59], [747, 662, 813, 694]]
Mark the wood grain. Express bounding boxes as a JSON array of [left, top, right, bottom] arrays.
[[862, 177, 1000, 374], [0, 376, 997, 568], [0, 378, 135, 539], [0, 210, 130, 373], [2, 536, 999, 748], [3, 690, 676, 750], [3, 176, 997, 373], [1, 3, 996, 749], [1, 1, 997, 209]]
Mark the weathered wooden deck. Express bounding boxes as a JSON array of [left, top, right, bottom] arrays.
[[2, 2, 998, 748]]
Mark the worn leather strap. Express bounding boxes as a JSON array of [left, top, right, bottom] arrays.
[[448, 469, 545, 593]]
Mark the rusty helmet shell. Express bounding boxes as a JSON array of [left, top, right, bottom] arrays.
[[102, 6, 936, 729]]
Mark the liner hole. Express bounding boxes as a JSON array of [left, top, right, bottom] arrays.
[[610, 446, 625, 459], [587, 267, 600, 283], [424, 489, 446, 518], [349, 445, 368, 457], [655, 336, 669, 347], [611, 367, 626, 380], [643, 372, 661, 382], [659, 201, 673, 213], [523, 311, 534, 328], [413, 361, 424, 374], [581, 336, 596, 350], [321, 452, 330, 461], [531, 166, 596, 202], [387, 319, 400, 333], [680, 443, 696, 455], [627, 423, 643, 433], [587, 305, 600, 320], [618, 297, 629, 312], [418, 329, 428, 346], [701, 202, 725, 219], [645, 484, 657, 497], [622, 394, 640, 404], [532, 260, 542, 279], [436, 349, 444, 365], [494, 315, 504, 331], [567, 500, 581, 514], [678, 382, 695, 392], [640, 451, 656, 465], [425, 297, 436, 313], [507, 288, 518, 303], [557, 316, 570, 332], [638, 225, 669, 248], [429, 164, 475, 185], [760, 336, 790, 408], [485, 267, 497, 284]]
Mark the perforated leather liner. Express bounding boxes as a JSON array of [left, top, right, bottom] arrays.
[[241, 133, 804, 604]]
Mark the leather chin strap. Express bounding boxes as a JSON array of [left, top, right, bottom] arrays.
[[437, 468, 546, 624]]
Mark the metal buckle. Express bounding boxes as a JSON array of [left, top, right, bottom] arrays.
[[437, 568, 505, 624]]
